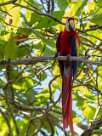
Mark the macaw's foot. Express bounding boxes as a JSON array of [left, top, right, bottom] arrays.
[[54, 52, 61, 59], [66, 55, 70, 61]]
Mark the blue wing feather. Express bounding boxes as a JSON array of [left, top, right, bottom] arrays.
[[71, 37, 78, 81]]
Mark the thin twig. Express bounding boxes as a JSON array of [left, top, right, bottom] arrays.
[[0, 0, 13, 6], [0, 9, 12, 16]]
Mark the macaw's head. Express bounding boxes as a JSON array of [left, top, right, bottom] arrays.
[[65, 18, 75, 31]]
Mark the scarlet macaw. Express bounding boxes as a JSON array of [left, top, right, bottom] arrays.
[[56, 18, 80, 136]]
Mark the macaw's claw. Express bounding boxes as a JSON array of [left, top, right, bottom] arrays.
[[54, 52, 61, 59], [66, 55, 70, 61]]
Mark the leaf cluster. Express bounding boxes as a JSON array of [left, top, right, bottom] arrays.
[[0, 0, 102, 136]]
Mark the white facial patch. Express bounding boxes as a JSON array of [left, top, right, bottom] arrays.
[[69, 20, 74, 29], [66, 20, 69, 31]]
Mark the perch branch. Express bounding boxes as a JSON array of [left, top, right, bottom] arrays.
[[0, 56, 102, 66]]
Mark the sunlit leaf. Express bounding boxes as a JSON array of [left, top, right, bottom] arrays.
[[76, 0, 88, 15], [73, 117, 81, 123], [83, 104, 95, 120], [56, 0, 68, 10], [5, 7, 20, 28], [91, 14, 102, 24], [64, 1, 81, 16]]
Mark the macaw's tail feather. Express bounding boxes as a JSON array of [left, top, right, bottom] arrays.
[[62, 66, 74, 136]]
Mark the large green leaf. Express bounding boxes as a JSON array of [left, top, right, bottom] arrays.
[[35, 11, 64, 29], [32, 29, 55, 46], [0, 39, 6, 59], [17, 27, 31, 36], [30, 13, 41, 25], [56, 0, 68, 10], [83, 105, 95, 120], [76, 0, 88, 15], [4, 33, 18, 59], [18, 45, 30, 58], [98, 0, 102, 6], [91, 14, 102, 24]]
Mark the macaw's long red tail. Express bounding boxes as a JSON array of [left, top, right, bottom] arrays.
[[62, 65, 74, 136]]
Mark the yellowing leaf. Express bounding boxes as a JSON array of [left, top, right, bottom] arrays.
[[77, 71, 85, 80], [13, 84, 22, 90], [36, 93, 49, 98], [5, 7, 20, 28], [0, 120, 8, 136], [76, 0, 88, 15], [79, 86, 92, 97], [64, 1, 81, 17], [83, 106, 95, 119], [73, 117, 81, 123], [87, 2, 95, 12], [53, 64, 60, 75], [26, 10, 32, 22]]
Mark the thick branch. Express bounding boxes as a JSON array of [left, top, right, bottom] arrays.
[[81, 118, 102, 136], [0, 56, 102, 66]]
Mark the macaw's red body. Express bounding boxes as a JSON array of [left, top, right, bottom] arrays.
[[56, 18, 80, 136]]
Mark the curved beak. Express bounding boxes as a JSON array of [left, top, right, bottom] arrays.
[[69, 20, 75, 30], [69, 23, 74, 30]]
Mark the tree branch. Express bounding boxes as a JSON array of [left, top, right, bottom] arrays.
[[13, 3, 64, 25], [0, 56, 102, 66], [0, 108, 12, 136], [81, 118, 102, 136], [0, 0, 13, 6]]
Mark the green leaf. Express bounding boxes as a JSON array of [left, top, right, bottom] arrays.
[[17, 27, 31, 36], [43, 45, 56, 56], [56, 0, 68, 10], [20, 12, 30, 27], [35, 16, 51, 29], [52, 11, 64, 20], [83, 105, 95, 120], [32, 29, 55, 46], [0, 39, 6, 59], [30, 13, 41, 25], [76, 0, 88, 15], [31, 11, 64, 29], [91, 14, 102, 24], [35, 88, 49, 104], [17, 118, 29, 135], [28, 0, 41, 8], [18, 45, 29, 58], [26, 89, 36, 103], [98, 0, 102, 6], [94, 128, 102, 133], [5, 33, 18, 59], [9, 67, 19, 80]]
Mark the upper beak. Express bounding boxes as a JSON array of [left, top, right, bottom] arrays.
[[69, 23, 74, 30]]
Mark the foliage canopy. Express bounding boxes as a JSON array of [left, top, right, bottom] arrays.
[[0, 0, 102, 136]]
